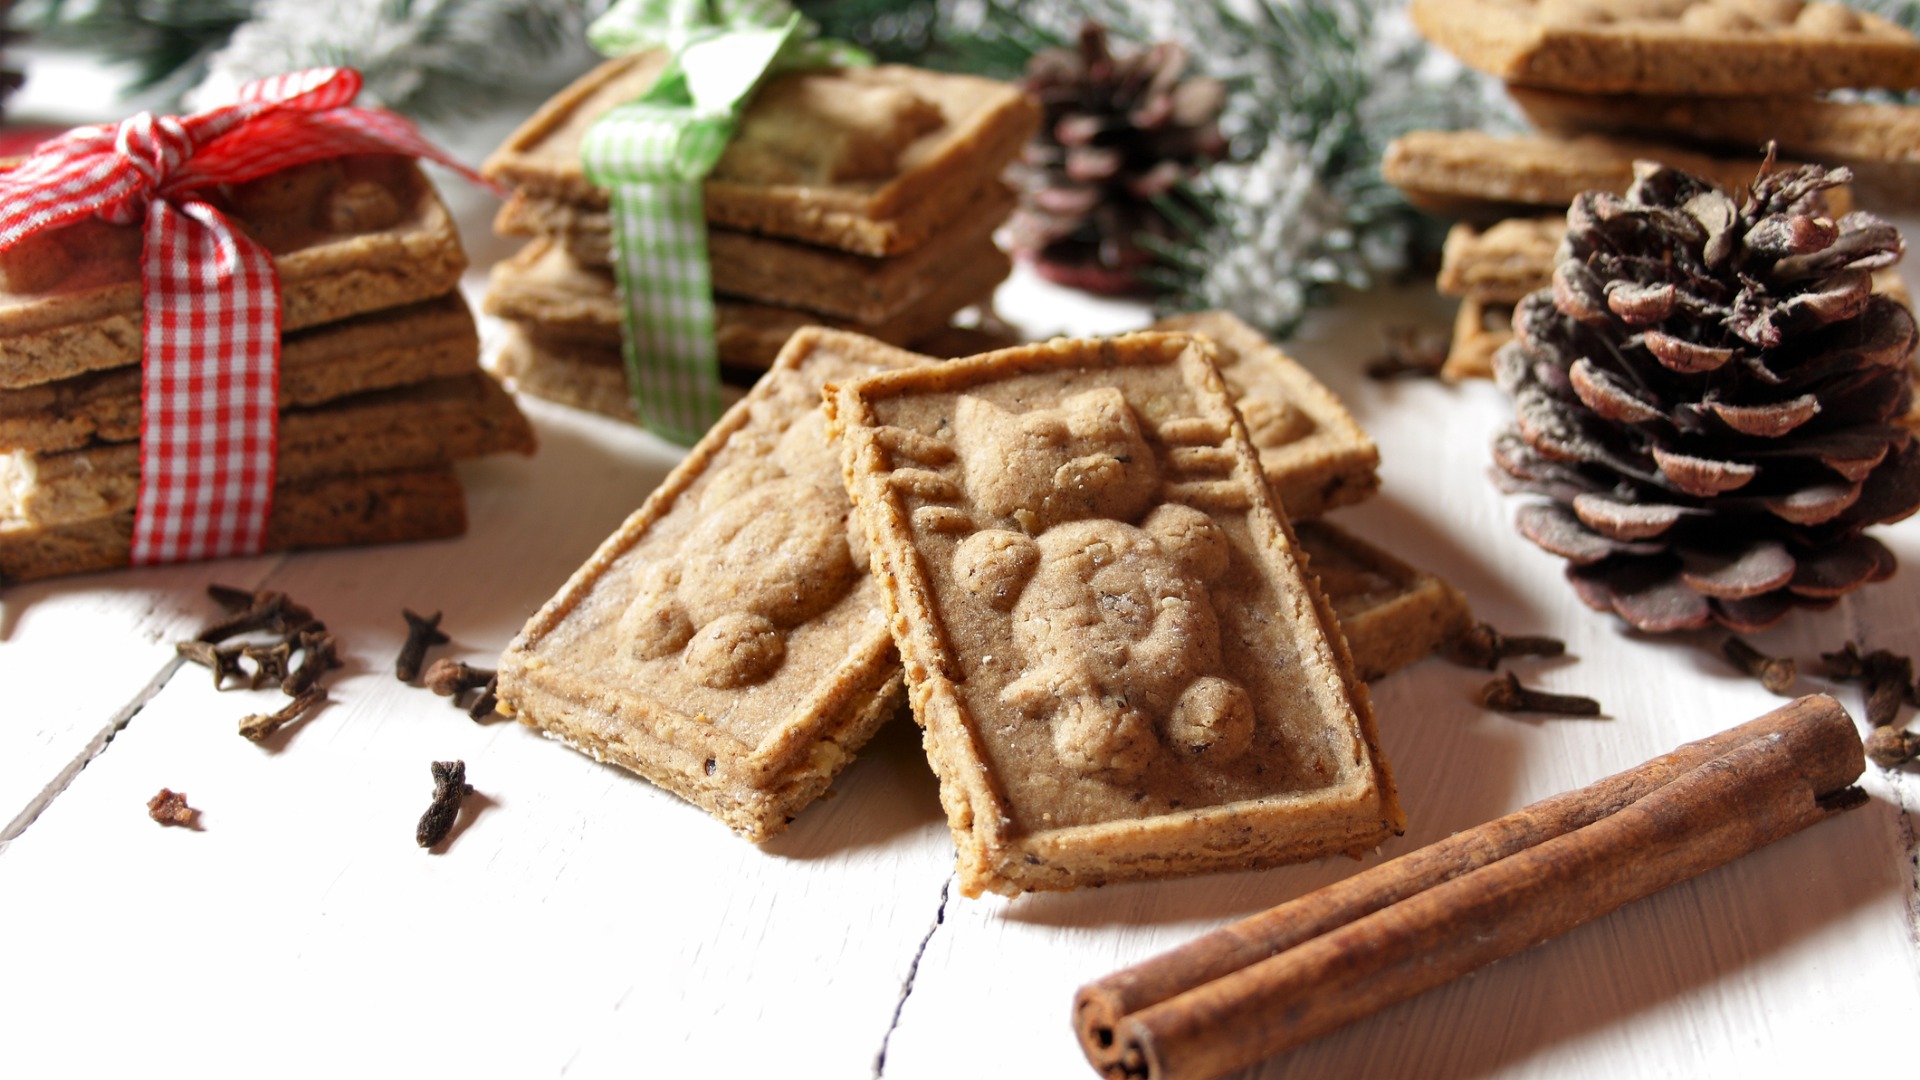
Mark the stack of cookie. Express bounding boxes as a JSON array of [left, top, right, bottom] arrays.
[[1391, 0, 1920, 379], [0, 155, 536, 582], [480, 53, 1040, 423], [498, 316, 1471, 891]]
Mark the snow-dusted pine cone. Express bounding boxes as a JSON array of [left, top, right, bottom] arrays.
[[1008, 22, 1226, 295], [1494, 158, 1920, 633]]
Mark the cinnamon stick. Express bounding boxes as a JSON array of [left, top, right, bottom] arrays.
[[1073, 694, 1866, 1080]]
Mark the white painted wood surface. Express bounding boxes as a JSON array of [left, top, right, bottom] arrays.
[[2, 57, 1916, 1080]]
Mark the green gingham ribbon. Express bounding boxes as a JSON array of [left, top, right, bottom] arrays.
[[581, 0, 867, 444]]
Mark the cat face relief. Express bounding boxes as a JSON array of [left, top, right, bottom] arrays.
[[954, 387, 1160, 534]]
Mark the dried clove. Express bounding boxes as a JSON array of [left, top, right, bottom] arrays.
[[423, 658, 499, 722], [1443, 622, 1568, 671], [1720, 636, 1796, 696], [467, 675, 499, 722], [1866, 726, 1920, 768], [425, 658, 493, 697], [397, 609, 449, 682], [146, 788, 196, 827], [416, 760, 474, 848], [206, 582, 259, 612], [1365, 325, 1448, 381], [1478, 671, 1603, 717], [1821, 641, 1917, 727], [197, 588, 314, 644], [240, 641, 292, 690], [281, 628, 341, 696], [176, 639, 248, 689], [239, 686, 327, 743]]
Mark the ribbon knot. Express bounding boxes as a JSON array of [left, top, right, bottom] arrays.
[[98, 113, 199, 224], [0, 68, 485, 567]]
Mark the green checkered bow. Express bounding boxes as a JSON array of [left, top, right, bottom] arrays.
[[581, 0, 869, 445]]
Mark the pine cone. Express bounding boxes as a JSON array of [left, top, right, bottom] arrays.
[[1493, 158, 1920, 633], [1008, 22, 1226, 295]]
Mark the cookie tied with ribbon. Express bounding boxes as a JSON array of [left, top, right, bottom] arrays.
[[579, 0, 869, 445], [0, 68, 487, 568]]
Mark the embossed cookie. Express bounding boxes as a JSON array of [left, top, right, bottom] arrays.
[[1510, 85, 1920, 166], [1410, 0, 1920, 96], [2, 373, 535, 528], [1438, 217, 1566, 303], [0, 466, 467, 583], [1149, 310, 1379, 518], [484, 54, 1040, 257], [827, 332, 1402, 896], [495, 183, 1018, 325], [1382, 130, 1818, 220], [0, 292, 478, 454], [1445, 295, 1518, 382], [0, 155, 467, 390], [483, 238, 1010, 369], [1296, 519, 1473, 681], [496, 328, 933, 842], [491, 322, 754, 424]]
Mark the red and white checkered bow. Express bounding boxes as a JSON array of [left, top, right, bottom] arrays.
[[0, 68, 485, 566]]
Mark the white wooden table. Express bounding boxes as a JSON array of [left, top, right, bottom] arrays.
[[2, 57, 1916, 1080]]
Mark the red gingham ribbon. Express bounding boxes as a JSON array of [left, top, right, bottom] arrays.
[[0, 68, 486, 565]]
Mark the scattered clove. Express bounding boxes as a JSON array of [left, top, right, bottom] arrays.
[[1443, 622, 1567, 671], [239, 686, 328, 743], [206, 582, 260, 612], [146, 788, 196, 827], [176, 639, 248, 689], [1821, 641, 1917, 727], [425, 658, 493, 697], [197, 587, 314, 644], [468, 675, 500, 722], [416, 760, 474, 848], [423, 658, 499, 722], [1866, 726, 1920, 768], [281, 628, 341, 696], [1364, 325, 1448, 381], [1478, 671, 1603, 717], [1721, 636, 1796, 696], [240, 641, 292, 690], [397, 609, 449, 682]]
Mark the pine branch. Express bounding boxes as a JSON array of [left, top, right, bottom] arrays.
[[22, 0, 252, 95]]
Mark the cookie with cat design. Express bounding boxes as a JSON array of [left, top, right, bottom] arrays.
[[828, 331, 1402, 897]]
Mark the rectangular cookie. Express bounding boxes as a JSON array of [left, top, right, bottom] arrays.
[[1149, 310, 1380, 518], [826, 332, 1402, 896], [482, 237, 1010, 368], [495, 182, 1018, 325], [0, 292, 479, 454], [3, 372, 535, 528], [1296, 519, 1473, 682], [1381, 130, 1848, 221], [491, 321, 754, 424], [483, 54, 1039, 257], [1444, 295, 1517, 382], [1438, 217, 1565, 303], [496, 328, 934, 842], [0, 465, 468, 583], [490, 317, 1020, 425], [1410, 0, 1920, 96], [1509, 84, 1920, 166], [0, 155, 467, 390]]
